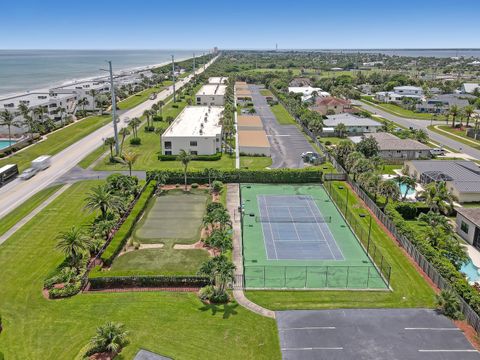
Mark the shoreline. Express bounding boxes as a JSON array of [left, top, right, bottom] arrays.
[[0, 54, 195, 99]]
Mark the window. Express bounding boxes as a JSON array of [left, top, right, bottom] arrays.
[[164, 141, 172, 149], [190, 150, 198, 155], [461, 221, 469, 234], [190, 141, 197, 146], [196, 97, 201, 103], [164, 151, 172, 155]]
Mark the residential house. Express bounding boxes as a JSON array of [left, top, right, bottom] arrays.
[[310, 97, 352, 115], [405, 160, 480, 203], [289, 77, 312, 87], [455, 208, 480, 249], [416, 94, 472, 114], [288, 86, 330, 102], [322, 113, 382, 135], [195, 84, 227, 106], [375, 86, 424, 104], [461, 83, 480, 94], [350, 132, 431, 161]]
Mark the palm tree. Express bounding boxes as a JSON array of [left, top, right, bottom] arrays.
[[56, 106, 66, 127], [418, 211, 453, 232], [177, 149, 192, 191], [398, 175, 416, 200], [157, 100, 165, 118], [55, 226, 92, 265], [309, 118, 323, 139], [449, 104, 459, 128], [143, 109, 152, 128], [18, 103, 37, 140], [0, 110, 18, 146], [89, 322, 129, 356], [84, 185, 123, 219], [88, 89, 98, 112], [335, 122, 347, 138], [420, 181, 457, 214], [198, 255, 235, 296], [118, 128, 130, 153], [104, 137, 116, 160], [464, 105, 475, 127], [379, 179, 400, 207], [122, 151, 139, 176], [129, 117, 141, 138], [78, 97, 89, 112]]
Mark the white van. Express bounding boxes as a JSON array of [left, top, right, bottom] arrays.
[[430, 148, 445, 156], [31, 155, 52, 171]]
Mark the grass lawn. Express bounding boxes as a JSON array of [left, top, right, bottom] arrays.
[[246, 180, 436, 310], [240, 156, 272, 169], [77, 144, 108, 169], [0, 184, 62, 237], [0, 181, 280, 359], [318, 136, 349, 146], [270, 103, 296, 125], [378, 164, 402, 175], [0, 115, 110, 172], [428, 125, 480, 150], [361, 99, 446, 121], [118, 86, 163, 110], [260, 89, 273, 97]]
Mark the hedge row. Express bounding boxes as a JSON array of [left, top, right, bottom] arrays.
[[89, 275, 210, 289], [158, 152, 222, 161], [147, 168, 323, 184], [100, 181, 156, 266], [385, 203, 480, 315]]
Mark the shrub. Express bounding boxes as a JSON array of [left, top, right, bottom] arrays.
[[100, 182, 156, 266], [212, 180, 223, 193], [395, 202, 417, 220], [153, 115, 163, 122], [129, 137, 141, 145], [89, 275, 210, 289], [325, 141, 332, 146], [198, 285, 215, 301], [172, 104, 179, 108], [144, 126, 155, 132], [48, 281, 82, 299], [158, 153, 222, 161], [436, 289, 465, 320], [210, 291, 229, 304], [207, 202, 224, 213], [191, 183, 199, 189]]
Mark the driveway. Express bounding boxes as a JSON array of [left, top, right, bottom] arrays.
[[249, 85, 315, 168], [354, 100, 480, 160], [277, 308, 479, 360]]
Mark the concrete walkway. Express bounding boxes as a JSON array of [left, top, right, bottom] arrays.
[[226, 183, 275, 319], [433, 125, 480, 148], [0, 183, 72, 245]]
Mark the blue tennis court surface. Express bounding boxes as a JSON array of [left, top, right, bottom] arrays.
[[257, 195, 344, 261]]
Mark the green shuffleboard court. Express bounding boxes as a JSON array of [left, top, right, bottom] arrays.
[[240, 184, 388, 290]]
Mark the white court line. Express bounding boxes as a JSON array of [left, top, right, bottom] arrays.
[[405, 327, 460, 331], [287, 207, 302, 244], [256, 195, 271, 260], [282, 347, 344, 351], [418, 350, 478, 353], [263, 196, 279, 260], [279, 326, 336, 331]]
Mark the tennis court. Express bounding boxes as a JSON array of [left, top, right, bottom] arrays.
[[241, 184, 388, 290]]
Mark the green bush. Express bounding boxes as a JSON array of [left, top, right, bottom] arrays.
[[129, 137, 141, 145], [147, 168, 323, 185], [144, 126, 155, 132], [395, 202, 417, 220], [48, 281, 82, 299], [153, 115, 163, 121], [212, 180, 223, 193], [198, 285, 215, 301], [158, 153, 222, 161], [89, 275, 210, 289], [100, 182, 156, 266], [191, 183, 199, 188], [206, 202, 224, 213]]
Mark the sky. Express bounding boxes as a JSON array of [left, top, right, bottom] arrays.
[[1, 0, 479, 50]]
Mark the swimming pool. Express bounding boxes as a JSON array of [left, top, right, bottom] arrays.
[[461, 260, 480, 282], [0, 139, 15, 150], [398, 183, 416, 196]]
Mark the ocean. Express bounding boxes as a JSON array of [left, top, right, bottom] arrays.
[[0, 49, 206, 96]]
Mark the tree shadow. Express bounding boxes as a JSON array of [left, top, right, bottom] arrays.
[[198, 302, 239, 319]]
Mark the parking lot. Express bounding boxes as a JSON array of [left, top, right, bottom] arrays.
[[277, 309, 479, 360]]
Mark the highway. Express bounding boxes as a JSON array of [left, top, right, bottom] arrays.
[[355, 100, 480, 160], [0, 57, 217, 220]]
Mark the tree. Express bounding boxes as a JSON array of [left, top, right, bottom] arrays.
[[78, 97, 89, 112], [143, 109, 152, 128], [412, 129, 429, 143], [449, 104, 459, 128], [205, 229, 232, 253], [464, 105, 475, 127], [56, 107, 66, 127], [356, 136, 379, 158], [358, 173, 382, 203], [104, 137, 116, 160], [88, 89, 98, 112], [398, 175, 416, 200], [336, 140, 355, 167], [177, 149, 192, 191], [418, 211, 453, 232], [122, 151, 139, 176], [0, 110, 18, 147], [436, 289, 464, 320], [198, 255, 235, 296], [118, 128, 130, 153], [204, 168, 220, 188], [129, 117, 141, 138], [379, 179, 400, 207], [344, 151, 364, 174], [18, 103, 37, 140], [157, 100, 165, 118], [84, 185, 123, 219], [420, 181, 457, 214], [335, 122, 347, 138], [89, 322, 129, 356], [350, 158, 374, 181], [55, 226, 92, 266]]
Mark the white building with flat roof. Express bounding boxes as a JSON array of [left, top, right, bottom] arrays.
[[208, 77, 228, 84], [196, 84, 226, 106], [161, 106, 223, 155], [288, 86, 330, 102], [52, 80, 110, 110]]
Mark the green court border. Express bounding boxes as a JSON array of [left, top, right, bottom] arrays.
[[240, 183, 388, 290]]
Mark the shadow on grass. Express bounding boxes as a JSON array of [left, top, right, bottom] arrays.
[[198, 302, 239, 319]]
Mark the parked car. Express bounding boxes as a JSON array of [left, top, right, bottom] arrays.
[[430, 148, 446, 156], [149, 93, 157, 100], [19, 167, 38, 180]]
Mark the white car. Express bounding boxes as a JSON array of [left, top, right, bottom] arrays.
[[19, 167, 38, 180], [430, 148, 446, 156]]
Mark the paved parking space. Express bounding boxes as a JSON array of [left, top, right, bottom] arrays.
[[276, 309, 480, 360], [249, 85, 315, 168]]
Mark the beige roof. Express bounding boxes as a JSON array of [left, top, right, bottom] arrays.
[[236, 88, 251, 96], [236, 81, 247, 86], [238, 115, 263, 128], [239, 130, 270, 148]]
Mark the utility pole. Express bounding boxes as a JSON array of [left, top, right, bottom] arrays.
[[107, 61, 119, 155], [171, 55, 176, 103]]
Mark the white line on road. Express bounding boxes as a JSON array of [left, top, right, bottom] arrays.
[[418, 349, 478, 353], [266, 134, 291, 137], [405, 327, 460, 331], [279, 326, 336, 331], [282, 347, 343, 351]]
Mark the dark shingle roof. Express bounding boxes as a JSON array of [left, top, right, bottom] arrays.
[[456, 207, 480, 227]]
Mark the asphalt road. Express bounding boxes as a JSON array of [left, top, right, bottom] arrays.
[[277, 308, 480, 360], [0, 57, 217, 220], [355, 100, 480, 160], [249, 85, 315, 168]]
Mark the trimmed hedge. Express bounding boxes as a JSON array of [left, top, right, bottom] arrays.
[[100, 181, 156, 266], [89, 275, 210, 289], [147, 168, 323, 184], [158, 152, 222, 161]]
